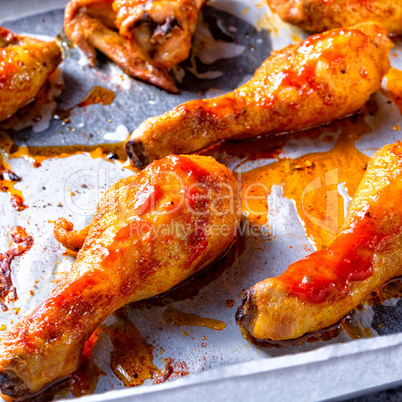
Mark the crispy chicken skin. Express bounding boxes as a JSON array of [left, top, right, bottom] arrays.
[[125, 22, 392, 169], [0, 155, 240, 398], [236, 142, 402, 341], [267, 0, 402, 35], [64, 0, 178, 93], [0, 27, 62, 122], [113, 0, 206, 69]]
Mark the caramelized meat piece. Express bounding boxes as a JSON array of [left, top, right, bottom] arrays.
[[0, 155, 240, 398], [113, 0, 206, 69], [53, 218, 90, 251], [237, 142, 402, 341], [267, 0, 402, 35], [0, 27, 61, 122], [64, 0, 190, 93], [125, 22, 392, 168]]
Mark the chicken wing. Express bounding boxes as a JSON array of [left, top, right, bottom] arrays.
[[267, 0, 402, 35], [64, 0, 178, 93], [125, 21, 392, 169], [113, 0, 206, 69], [0, 27, 62, 122], [0, 155, 240, 398], [236, 142, 402, 341]]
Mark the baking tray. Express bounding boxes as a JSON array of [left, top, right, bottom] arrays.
[[1, 0, 402, 401]]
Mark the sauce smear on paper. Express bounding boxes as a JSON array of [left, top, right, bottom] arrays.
[[53, 86, 115, 120], [70, 329, 105, 397], [240, 116, 370, 249], [0, 136, 27, 211], [102, 309, 157, 387], [0, 226, 33, 311], [163, 307, 226, 330]]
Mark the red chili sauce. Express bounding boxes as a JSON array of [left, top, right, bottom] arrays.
[[281, 204, 402, 304]]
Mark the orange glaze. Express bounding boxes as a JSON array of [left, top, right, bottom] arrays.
[[386, 68, 402, 115], [280, 215, 387, 303], [240, 115, 370, 249], [163, 307, 227, 330], [133, 185, 163, 215], [0, 227, 33, 311], [170, 155, 211, 264], [280, 164, 402, 304], [53, 86, 115, 121]]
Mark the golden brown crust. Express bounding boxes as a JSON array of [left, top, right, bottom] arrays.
[[125, 22, 392, 168], [0, 155, 241, 397], [267, 0, 402, 34], [237, 143, 402, 341], [0, 27, 62, 122]]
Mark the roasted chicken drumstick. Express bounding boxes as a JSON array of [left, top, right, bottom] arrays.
[[125, 22, 392, 169], [237, 142, 402, 341], [267, 0, 402, 35], [0, 27, 62, 122], [0, 155, 240, 398]]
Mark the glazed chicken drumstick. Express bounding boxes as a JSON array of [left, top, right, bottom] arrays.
[[267, 0, 402, 35], [0, 155, 241, 398], [237, 142, 402, 341], [125, 21, 392, 169], [0, 27, 61, 122]]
